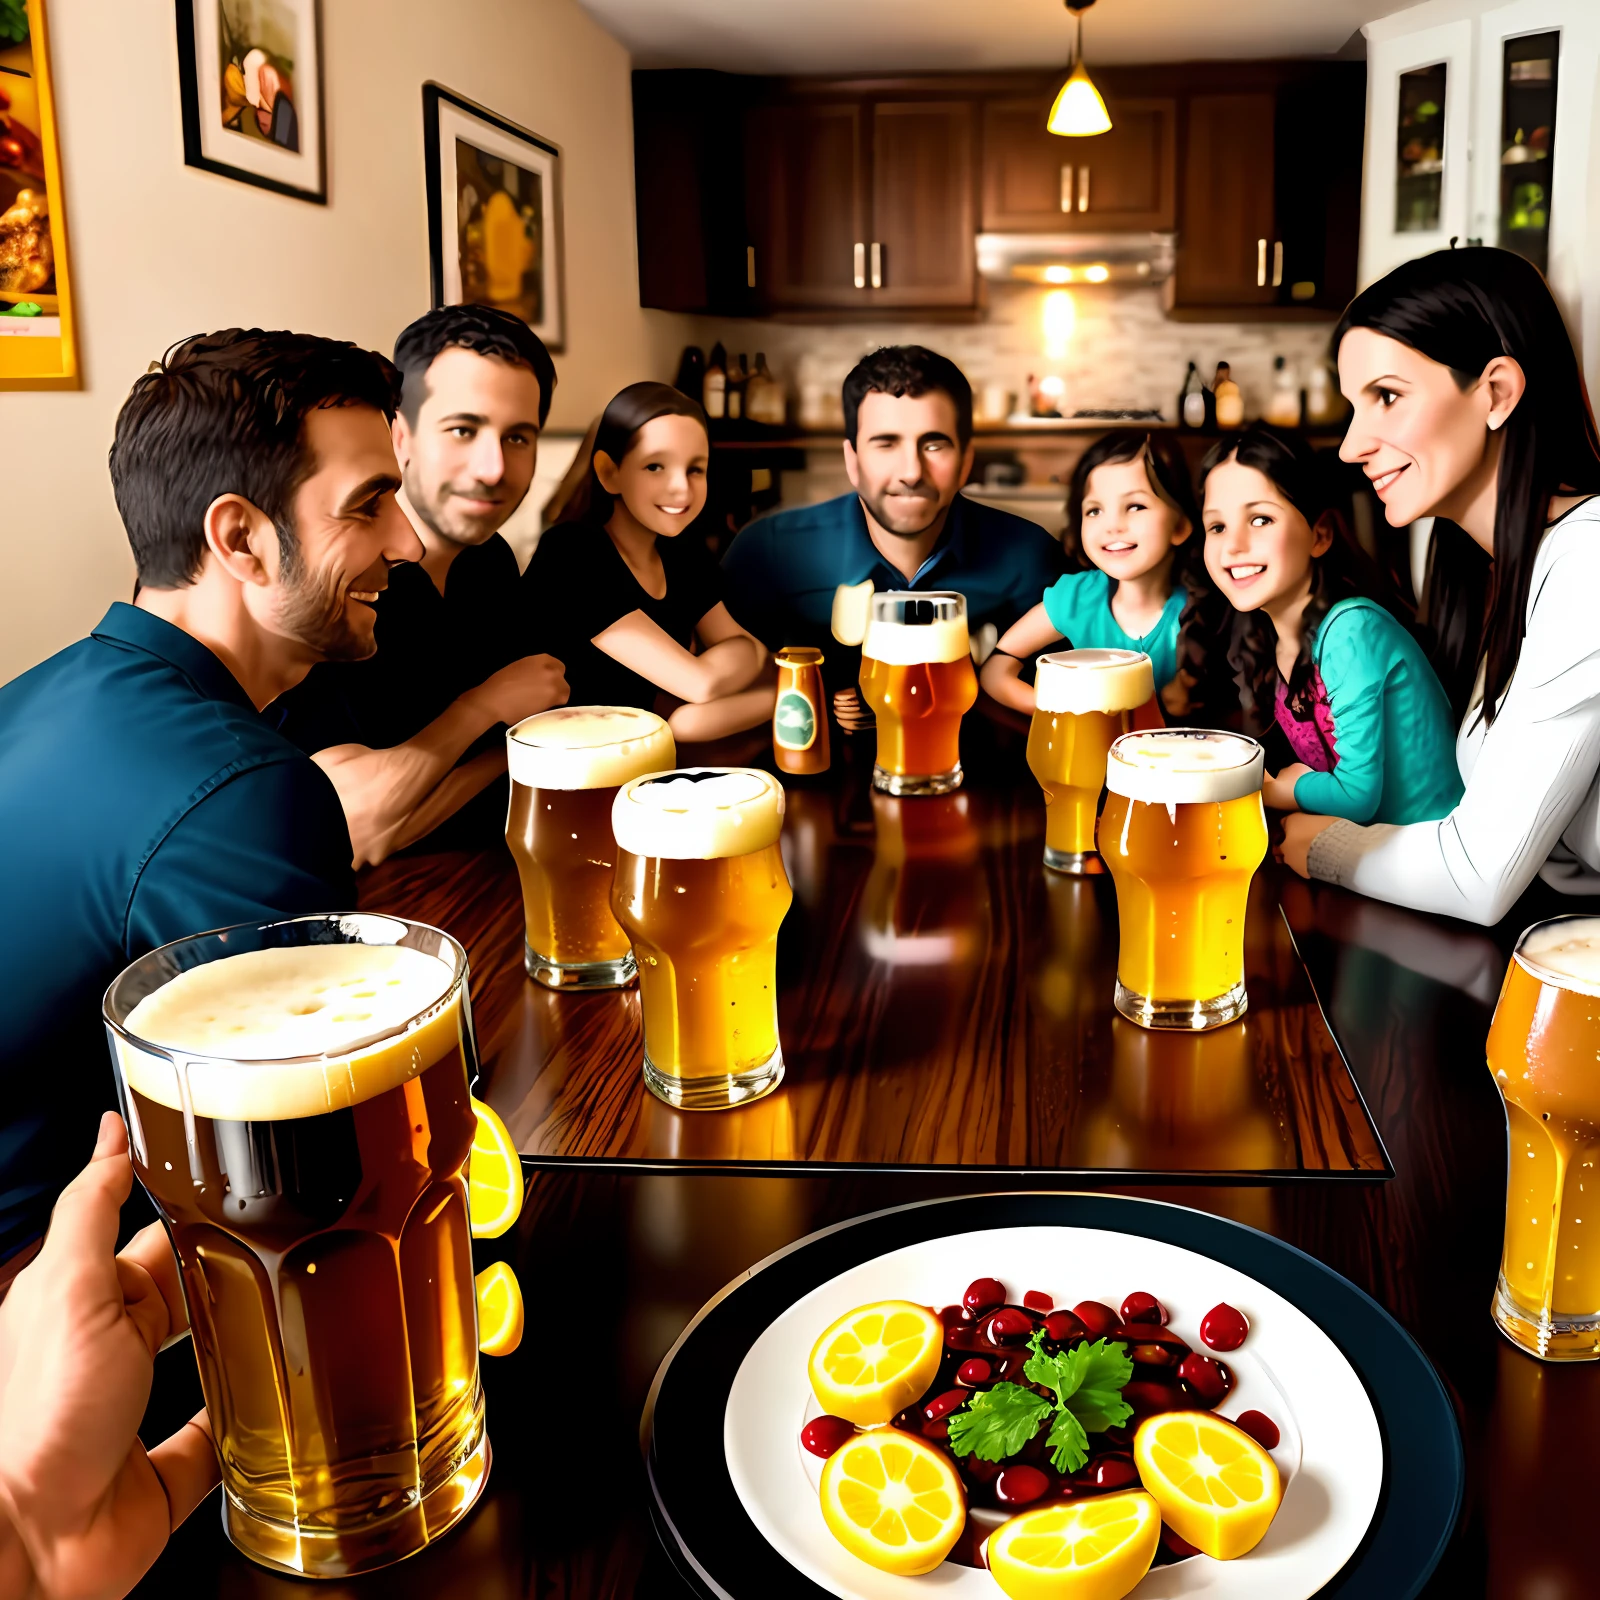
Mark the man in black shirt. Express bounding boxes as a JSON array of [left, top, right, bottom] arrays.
[[273, 305, 569, 861]]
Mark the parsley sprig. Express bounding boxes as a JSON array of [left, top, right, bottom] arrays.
[[945, 1330, 1134, 1475]]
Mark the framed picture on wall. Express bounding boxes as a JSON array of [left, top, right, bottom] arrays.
[[0, 0, 79, 389], [424, 84, 565, 352], [174, 0, 326, 204]]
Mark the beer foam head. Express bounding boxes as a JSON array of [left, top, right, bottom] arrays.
[[115, 943, 461, 1121], [862, 590, 970, 666], [611, 767, 784, 860], [1035, 649, 1154, 716], [1517, 917, 1600, 993], [1105, 729, 1264, 804], [507, 705, 675, 790]]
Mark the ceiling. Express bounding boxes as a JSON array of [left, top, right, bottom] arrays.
[[579, 0, 1398, 75]]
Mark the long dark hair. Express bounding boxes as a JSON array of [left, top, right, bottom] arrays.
[[552, 380, 708, 528], [1200, 422, 1409, 740], [1334, 247, 1600, 725]]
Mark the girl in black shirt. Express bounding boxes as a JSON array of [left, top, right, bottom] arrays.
[[526, 383, 773, 739]]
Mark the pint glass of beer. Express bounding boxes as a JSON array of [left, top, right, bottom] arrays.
[[611, 767, 792, 1109], [1100, 729, 1267, 1031], [1027, 648, 1154, 874], [859, 590, 979, 796], [506, 705, 675, 989], [1486, 917, 1600, 1361], [103, 915, 488, 1577]]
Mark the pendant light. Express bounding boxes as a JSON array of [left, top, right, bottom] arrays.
[[1048, 0, 1113, 138]]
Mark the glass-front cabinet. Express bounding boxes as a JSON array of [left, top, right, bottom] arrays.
[[1495, 31, 1560, 271], [1395, 64, 1447, 235]]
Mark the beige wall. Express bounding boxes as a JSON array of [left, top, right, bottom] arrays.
[[0, 0, 685, 685]]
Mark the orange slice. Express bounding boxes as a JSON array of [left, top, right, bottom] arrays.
[[808, 1300, 944, 1425], [1132, 1411, 1282, 1559], [988, 1492, 1162, 1600], [818, 1427, 965, 1575], [474, 1261, 524, 1356], [468, 1096, 523, 1239]]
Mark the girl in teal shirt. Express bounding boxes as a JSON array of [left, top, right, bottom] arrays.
[[981, 430, 1205, 715], [1202, 422, 1462, 825]]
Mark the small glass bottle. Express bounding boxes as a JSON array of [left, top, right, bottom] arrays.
[[773, 646, 831, 775]]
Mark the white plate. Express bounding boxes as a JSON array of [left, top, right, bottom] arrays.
[[724, 1226, 1382, 1600]]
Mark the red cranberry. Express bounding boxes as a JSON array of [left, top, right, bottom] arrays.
[[1178, 1352, 1233, 1406], [1233, 1410, 1280, 1450], [1043, 1310, 1086, 1345], [923, 1389, 967, 1422], [801, 1415, 856, 1458], [996, 1464, 1051, 1506], [1200, 1302, 1249, 1352], [1120, 1291, 1167, 1327], [1087, 1453, 1138, 1491], [987, 1307, 1035, 1344], [964, 1277, 1008, 1314], [1123, 1377, 1190, 1417], [964, 1455, 1002, 1484], [938, 1304, 967, 1329], [1023, 1289, 1053, 1313], [922, 1417, 950, 1442], [1071, 1301, 1123, 1339], [956, 1357, 992, 1387], [1127, 1342, 1179, 1368], [1161, 1524, 1201, 1559]]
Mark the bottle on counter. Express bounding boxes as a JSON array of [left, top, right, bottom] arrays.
[[1264, 356, 1301, 428], [1305, 362, 1339, 426], [704, 342, 727, 421], [746, 352, 787, 426], [1213, 361, 1245, 430], [773, 647, 831, 775], [673, 346, 706, 407], [727, 353, 749, 420], [1178, 362, 1208, 430]]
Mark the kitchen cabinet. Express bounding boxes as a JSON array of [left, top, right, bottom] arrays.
[[980, 96, 1176, 232], [870, 101, 976, 307]]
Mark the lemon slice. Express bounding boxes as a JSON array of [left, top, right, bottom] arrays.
[[468, 1096, 523, 1239], [808, 1300, 944, 1425], [831, 580, 874, 648], [1133, 1411, 1282, 1559], [988, 1492, 1161, 1600], [819, 1427, 965, 1576], [474, 1261, 524, 1356]]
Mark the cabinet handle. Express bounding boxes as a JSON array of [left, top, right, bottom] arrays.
[[1257, 238, 1267, 288], [746, 245, 756, 290], [1271, 240, 1283, 288], [870, 241, 882, 289], [1060, 163, 1072, 213], [854, 241, 866, 290], [1077, 166, 1089, 213]]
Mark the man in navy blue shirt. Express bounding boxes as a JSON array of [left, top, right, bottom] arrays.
[[722, 345, 1062, 725], [0, 329, 420, 1268]]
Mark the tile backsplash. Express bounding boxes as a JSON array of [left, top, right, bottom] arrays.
[[681, 283, 1338, 423]]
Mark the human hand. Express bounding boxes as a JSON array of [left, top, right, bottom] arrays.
[[0, 1112, 219, 1600], [1279, 811, 1340, 877], [1262, 763, 1311, 812], [832, 688, 875, 732], [1159, 669, 1197, 719], [471, 654, 570, 727]]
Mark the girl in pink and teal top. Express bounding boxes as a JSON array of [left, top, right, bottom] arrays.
[[1201, 422, 1462, 825]]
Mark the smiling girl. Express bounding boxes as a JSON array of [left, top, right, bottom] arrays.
[[980, 431, 1203, 714], [1280, 248, 1600, 921], [1202, 422, 1461, 825], [526, 383, 774, 742]]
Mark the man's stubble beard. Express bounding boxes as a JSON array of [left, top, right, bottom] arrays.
[[857, 480, 948, 541], [406, 462, 518, 549], [275, 526, 374, 664]]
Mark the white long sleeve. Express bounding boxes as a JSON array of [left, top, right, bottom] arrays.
[[1307, 504, 1600, 925]]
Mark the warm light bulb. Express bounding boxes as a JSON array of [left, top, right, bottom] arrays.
[[1085, 264, 1110, 283], [1043, 265, 1072, 284], [1048, 61, 1112, 137], [1043, 290, 1075, 361]]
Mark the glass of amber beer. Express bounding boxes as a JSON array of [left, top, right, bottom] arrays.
[[506, 705, 675, 988], [859, 590, 979, 796], [1486, 917, 1600, 1361], [611, 767, 792, 1109], [1027, 648, 1154, 874], [103, 914, 488, 1578], [1100, 729, 1267, 1031]]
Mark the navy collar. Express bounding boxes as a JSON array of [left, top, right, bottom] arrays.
[[90, 603, 257, 713], [848, 492, 974, 588]]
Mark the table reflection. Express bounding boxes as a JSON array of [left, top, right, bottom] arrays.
[[858, 791, 987, 968]]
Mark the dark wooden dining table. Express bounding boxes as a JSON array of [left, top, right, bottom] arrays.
[[132, 708, 1599, 1600]]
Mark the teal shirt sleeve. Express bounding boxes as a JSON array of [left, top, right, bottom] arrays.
[[1041, 569, 1109, 643], [1290, 605, 1394, 824]]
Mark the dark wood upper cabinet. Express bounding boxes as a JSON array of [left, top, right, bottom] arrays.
[[981, 96, 1176, 232], [870, 100, 976, 307]]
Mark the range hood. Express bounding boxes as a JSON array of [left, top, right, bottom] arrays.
[[976, 232, 1177, 286]]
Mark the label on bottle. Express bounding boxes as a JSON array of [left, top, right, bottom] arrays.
[[774, 689, 817, 751], [705, 376, 726, 420], [1182, 392, 1207, 428]]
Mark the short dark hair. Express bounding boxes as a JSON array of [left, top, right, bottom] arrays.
[[842, 345, 973, 446], [109, 328, 402, 590], [392, 304, 556, 429]]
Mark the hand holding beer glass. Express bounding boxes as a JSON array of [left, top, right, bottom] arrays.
[[1027, 648, 1153, 874], [859, 591, 978, 795], [1487, 917, 1600, 1361], [506, 706, 675, 989], [611, 768, 792, 1109], [104, 915, 491, 1577], [1100, 729, 1267, 1031]]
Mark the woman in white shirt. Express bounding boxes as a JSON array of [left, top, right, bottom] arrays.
[[1283, 247, 1600, 923]]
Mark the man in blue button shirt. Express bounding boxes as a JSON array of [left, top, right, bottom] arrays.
[[722, 345, 1062, 727], [0, 328, 421, 1268]]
